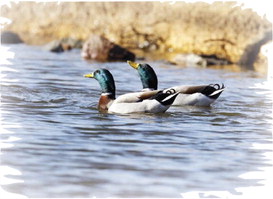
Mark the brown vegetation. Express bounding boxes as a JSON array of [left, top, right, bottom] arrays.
[[1, 1, 272, 72]]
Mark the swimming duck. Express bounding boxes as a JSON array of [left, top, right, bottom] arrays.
[[84, 69, 179, 114], [127, 61, 225, 106]]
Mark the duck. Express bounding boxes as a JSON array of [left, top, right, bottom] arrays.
[[127, 61, 225, 106], [84, 68, 179, 114]]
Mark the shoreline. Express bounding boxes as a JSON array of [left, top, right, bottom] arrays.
[[1, 1, 272, 74]]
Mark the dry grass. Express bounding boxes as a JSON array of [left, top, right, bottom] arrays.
[[2, 1, 271, 65]]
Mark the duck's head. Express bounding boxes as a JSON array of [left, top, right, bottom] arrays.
[[127, 61, 158, 90], [84, 68, 116, 98]]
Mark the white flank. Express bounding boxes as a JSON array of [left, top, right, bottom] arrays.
[[172, 93, 214, 106], [108, 100, 169, 114]]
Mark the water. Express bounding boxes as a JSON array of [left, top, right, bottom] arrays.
[[1, 44, 272, 198]]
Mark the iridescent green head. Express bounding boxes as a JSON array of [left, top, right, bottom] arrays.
[[84, 68, 116, 98], [127, 61, 158, 90]]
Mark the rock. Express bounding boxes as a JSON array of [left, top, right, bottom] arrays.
[[200, 55, 232, 66], [81, 35, 135, 62], [1, 31, 23, 44], [238, 30, 272, 70], [43, 38, 83, 53], [108, 44, 135, 62], [62, 37, 83, 49], [43, 40, 66, 52], [2, 2, 271, 72], [170, 53, 207, 67]]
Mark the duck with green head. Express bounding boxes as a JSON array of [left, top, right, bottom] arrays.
[[84, 68, 179, 114], [127, 61, 225, 106]]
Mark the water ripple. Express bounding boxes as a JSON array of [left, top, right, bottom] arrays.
[[1, 44, 272, 197]]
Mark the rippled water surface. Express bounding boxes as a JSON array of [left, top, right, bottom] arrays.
[[1, 44, 272, 197]]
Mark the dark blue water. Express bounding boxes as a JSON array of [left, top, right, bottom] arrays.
[[1, 44, 272, 197]]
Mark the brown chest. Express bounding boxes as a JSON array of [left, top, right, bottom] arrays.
[[98, 95, 114, 111]]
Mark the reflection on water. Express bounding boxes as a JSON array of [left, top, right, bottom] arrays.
[[0, 44, 272, 197]]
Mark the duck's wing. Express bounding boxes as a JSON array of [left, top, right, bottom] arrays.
[[169, 84, 225, 99], [109, 91, 179, 114], [170, 85, 207, 94], [114, 90, 160, 103]]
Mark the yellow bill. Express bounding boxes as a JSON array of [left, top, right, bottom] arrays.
[[127, 60, 140, 69], [84, 73, 94, 78]]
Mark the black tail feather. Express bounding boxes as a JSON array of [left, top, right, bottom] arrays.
[[201, 83, 225, 99], [152, 89, 179, 106]]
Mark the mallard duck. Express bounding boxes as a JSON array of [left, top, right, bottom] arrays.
[[127, 61, 225, 106], [84, 69, 179, 114]]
